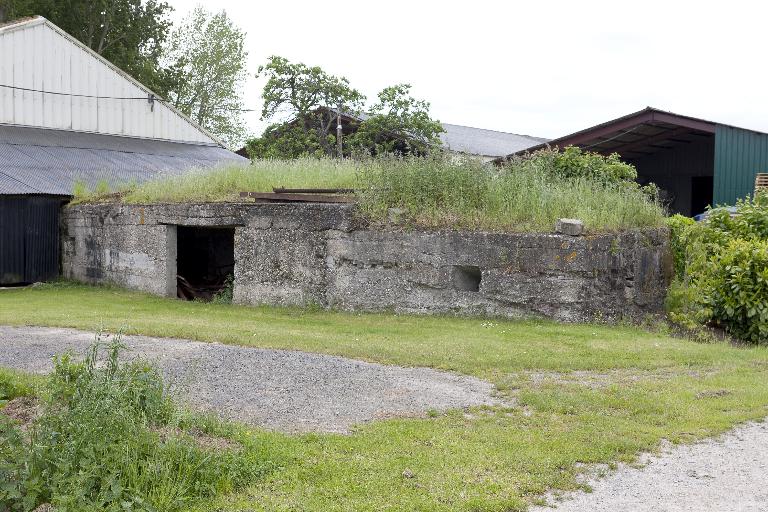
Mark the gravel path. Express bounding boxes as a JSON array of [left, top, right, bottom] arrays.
[[0, 325, 497, 433], [532, 419, 768, 512]]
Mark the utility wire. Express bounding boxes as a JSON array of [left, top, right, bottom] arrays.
[[0, 83, 158, 100], [0, 83, 259, 112]]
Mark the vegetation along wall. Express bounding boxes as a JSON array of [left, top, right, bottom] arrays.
[[61, 203, 673, 322]]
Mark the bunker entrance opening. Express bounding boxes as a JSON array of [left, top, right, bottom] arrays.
[[176, 226, 235, 301]]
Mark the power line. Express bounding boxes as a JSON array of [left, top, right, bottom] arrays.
[[0, 83, 258, 112], [0, 83, 157, 100]]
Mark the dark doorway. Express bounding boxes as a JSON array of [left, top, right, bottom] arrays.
[[176, 226, 235, 301], [691, 176, 714, 217]]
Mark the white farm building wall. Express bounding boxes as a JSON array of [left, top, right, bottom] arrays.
[[0, 17, 217, 145]]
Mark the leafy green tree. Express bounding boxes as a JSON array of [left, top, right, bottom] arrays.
[[251, 56, 365, 158], [11, 0, 174, 95], [0, 0, 33, 23], [246, 123, 327, 159], [351, 84, 444, 155], [162, 7, 249, 148]]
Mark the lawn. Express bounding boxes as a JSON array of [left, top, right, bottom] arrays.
[[3, 281, 768, 511]]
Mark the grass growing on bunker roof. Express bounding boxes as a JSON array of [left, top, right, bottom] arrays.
[[72, 150, 666, 232]]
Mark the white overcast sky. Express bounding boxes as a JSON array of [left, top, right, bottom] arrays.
[[168, 0, 768, 139]]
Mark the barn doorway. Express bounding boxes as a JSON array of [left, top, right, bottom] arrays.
[[176, 226, 235, 301]]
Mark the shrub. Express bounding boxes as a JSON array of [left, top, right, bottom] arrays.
[[667, 192, 768, 343], [0, 337, 267, 511], [667, 214, 696, 278], [512, 145, 638, 184]]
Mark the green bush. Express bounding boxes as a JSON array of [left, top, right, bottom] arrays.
[[516, 145, 638, 184], [667, 192, 768, 343], [667, 214, 696, 278], [0, 338, 268, 511]]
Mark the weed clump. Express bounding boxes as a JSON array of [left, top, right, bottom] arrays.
[[0, 336, 268, 511]]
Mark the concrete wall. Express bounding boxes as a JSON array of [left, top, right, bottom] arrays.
[[61, 203, 673, 322]]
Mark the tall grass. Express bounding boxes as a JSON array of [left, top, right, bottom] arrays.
[[73, 153, 666, 232], [121, 158, 358, 204], [356, 155, 665, 232]]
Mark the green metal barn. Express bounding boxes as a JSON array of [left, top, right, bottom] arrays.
[[502, 107, 768, 216]]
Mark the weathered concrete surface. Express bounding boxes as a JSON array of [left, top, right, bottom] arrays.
[[61, 202, 672, 322]]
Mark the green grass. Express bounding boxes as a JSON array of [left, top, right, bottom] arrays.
[[3, 282, 768, 510], [73, 155, 665, 232]]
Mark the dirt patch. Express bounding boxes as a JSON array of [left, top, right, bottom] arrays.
[[695, 389, 732, 399], [521, 368, 719, 390], [152, 426, 242, 451], [1, 396, 40, 430]]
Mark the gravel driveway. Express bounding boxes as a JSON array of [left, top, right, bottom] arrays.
[[0, 325, 497, 433], [532, 419, 768, 512]]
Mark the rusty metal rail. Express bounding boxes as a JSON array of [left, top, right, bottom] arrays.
[[272, 187, 355, 194], [239, 191, 355, 203]]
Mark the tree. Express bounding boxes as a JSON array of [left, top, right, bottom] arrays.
[[251, 56, 365, 158], [246, 123, 328, 159], [162, 7, 249, 148], [0, 0, 33, 23], [12, 0, 174, 95], [350, 84, 444, 155]]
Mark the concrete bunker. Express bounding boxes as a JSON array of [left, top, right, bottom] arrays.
[[176, 225, 235, 300], [61, 202, 673, 322]]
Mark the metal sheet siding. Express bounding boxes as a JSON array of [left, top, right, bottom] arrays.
[[0, 20, 216, 145], [714, 125, 768, 205], [0, 195, 60, 284]]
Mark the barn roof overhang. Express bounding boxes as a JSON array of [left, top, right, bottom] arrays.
[[497, 107, 718, 162]]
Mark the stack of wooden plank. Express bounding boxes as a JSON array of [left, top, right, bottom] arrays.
[[756, 173, 768, 193]]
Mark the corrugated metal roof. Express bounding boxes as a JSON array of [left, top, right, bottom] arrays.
[[0, 124, 248, 196], [326, 108, 547, 157], [439, 124, 548, 158]]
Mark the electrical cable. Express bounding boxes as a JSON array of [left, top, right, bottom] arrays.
[[0, 83, 258, 112], [0, 83, 156, 100]]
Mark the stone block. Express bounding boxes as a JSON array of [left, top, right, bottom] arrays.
[[555, 218, 584, 236]]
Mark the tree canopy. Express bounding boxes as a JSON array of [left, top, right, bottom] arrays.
[[350, 84, 444, 155], [162, 7, 249, 148], [248, 57, 442, 159], [250, 56, 365, 158]]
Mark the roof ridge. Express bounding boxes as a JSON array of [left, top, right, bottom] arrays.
[[0, 15, 42, 31], [441, 123, 547, 140]]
